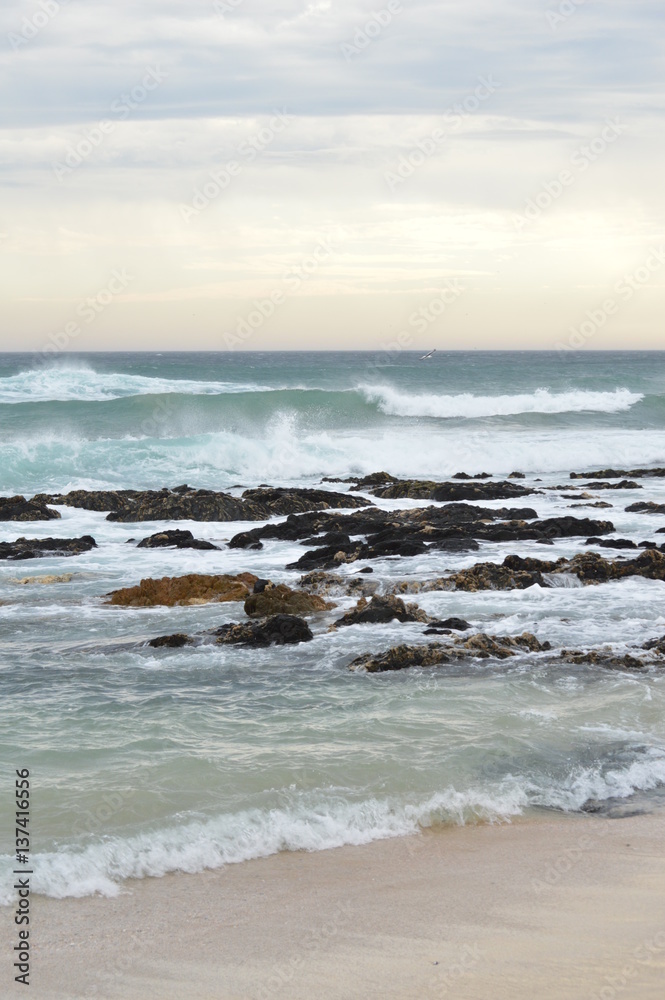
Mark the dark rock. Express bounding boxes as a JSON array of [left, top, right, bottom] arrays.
[[215, 614, 313, 647], [244, 583, 333, 618], [0, 535, 97, 560], [137, 530, 220, 550], [301, 531, 352, 548], [349, 632, 550, 672], [429, 618, 472, 631], [626, 502, 665, 515], [348, 472, 399, 491], [0, 496, 61, 522], [359, 567, 374, 574], [429, 537, 480, 552], [570, 501, 614, 509], [570, 468, 665, 479], [147, 633, 192, 648], [33, 486, 373, 523], [585, 537, 637, 550], [508, 471, 526, 479], [253, 579, 271, 593], [578, 481, 642, 491], [447, 549, 665, 590], [334, 595, 430, 627]]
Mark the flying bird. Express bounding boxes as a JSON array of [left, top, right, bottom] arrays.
[[419, 349, 436, 360]]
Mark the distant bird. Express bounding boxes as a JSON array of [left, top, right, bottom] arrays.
[[419, 349, 436, 360]]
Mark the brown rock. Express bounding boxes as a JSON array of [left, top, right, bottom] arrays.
[[107, 572, 258, 607], [244, 583, 333, 618]]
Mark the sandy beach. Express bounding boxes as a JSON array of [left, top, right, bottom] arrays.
[[4, 810, 664, 1000]]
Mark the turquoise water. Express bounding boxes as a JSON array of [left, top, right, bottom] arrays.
[[2, 351, 665, 902]]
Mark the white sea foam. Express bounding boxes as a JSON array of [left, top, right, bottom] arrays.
[[0, 365, 272, 404], [2, 754, 664, 902], [361, 385, 644, 419]]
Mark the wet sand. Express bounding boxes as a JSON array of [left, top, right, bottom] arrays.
[[5, 811, 665, 1000]]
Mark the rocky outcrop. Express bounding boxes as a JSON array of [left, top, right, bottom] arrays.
[[571, 468, 665, 479], [229, 504, 613, 570], [334, 595, 431, 627], [578, 480, 641, 491], [244, 582, 334, 618], [585, 537, 638, 550], [215, 614, 313, 647], [106, 572, 258, 607], [137, 530, 220, 550], [443, 549, 665, 591], [32, 486, 372, 523], [0, 496, 61, 521], [349, 476, 535, 502], [349, 632, 551, 672], [298, 571, 379, 598], [0, 535, 97, 560], [625, 502, 665, 515]]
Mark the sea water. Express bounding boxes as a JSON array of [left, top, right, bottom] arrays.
[[1, 350, 665, 902]]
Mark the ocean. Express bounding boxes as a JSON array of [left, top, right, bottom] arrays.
[[2, 349, 665, 903]]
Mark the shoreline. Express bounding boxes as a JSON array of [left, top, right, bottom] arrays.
[[5, 810, 665, 999]]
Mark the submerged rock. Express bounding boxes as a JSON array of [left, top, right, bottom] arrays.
[[137, 529, 220, 550], [10, 574, 73, 585], [0, 496, 61, 522], [147, 633, 193, 648], [244, 582, 333, 618], [0, 535, 97, 560], [571, 468, 665, 479], [334, 595, 431, 627], [215, 614, 313, 647], [349, 632, 551, 672], [106, 572, 258, 607]]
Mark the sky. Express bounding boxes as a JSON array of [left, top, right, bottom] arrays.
[[0, 0, 663, 352]]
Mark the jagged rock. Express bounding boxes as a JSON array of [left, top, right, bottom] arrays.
[[334, 595, 430, 627], [32, 487, 372, 523], [0, 535, 97, 560], [359, 478, 535, 502], [298, 571, 379, 598], [447, 555, 553, 592], [585, 537, 638, 550], [643, 635, 665, 654], [244, 583, 333, 618], [559, 649, 646, 671], [508, 471, 526, 479], [148, 633, 193, 648], [571, 468, 665, 479], [228, 504, 611, 570], [349, 632, 551, 672], [0, 496, 61, 521], [137, 530, 219, 550], [626, 502, 665, 515], [215, 614, 313, 647], [448, 549, 665, 590], [106, 572, 258, 607], [578, 481, 641, 491], [348, 472, 399, 491]]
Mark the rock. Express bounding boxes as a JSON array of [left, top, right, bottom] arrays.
[[446, 555, 554, 592], [348, 472, 399, 491], [429, 537, 480, 552], [349, 632, 551, 672], [147, 633, 193, 648], [244, 583, 333, 618], [428, 618, 472, 631], [570, 468, 665, 479], [0, 535, 97, 560], [0, 496, 61, 521], [334, 595, 431, 627], [106, 572, 258, 607], [359, 566, 373, 574], [215, 614, 313, 647], [642, 635, 665, 653], [298, 571, 378, 598], [625, 502, 665, 515], [578, 481, 642, 491], [33, 486, 373, 523], [375, 479, 535, 502], [508, 471, 525, 479], [585, 537, 637, 550], [570, 501, 613, 509], [10, 574, 73, 585], [559, 649, 646, 671], [446, 549, 665, 590], [137, 530, 220, 550]]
